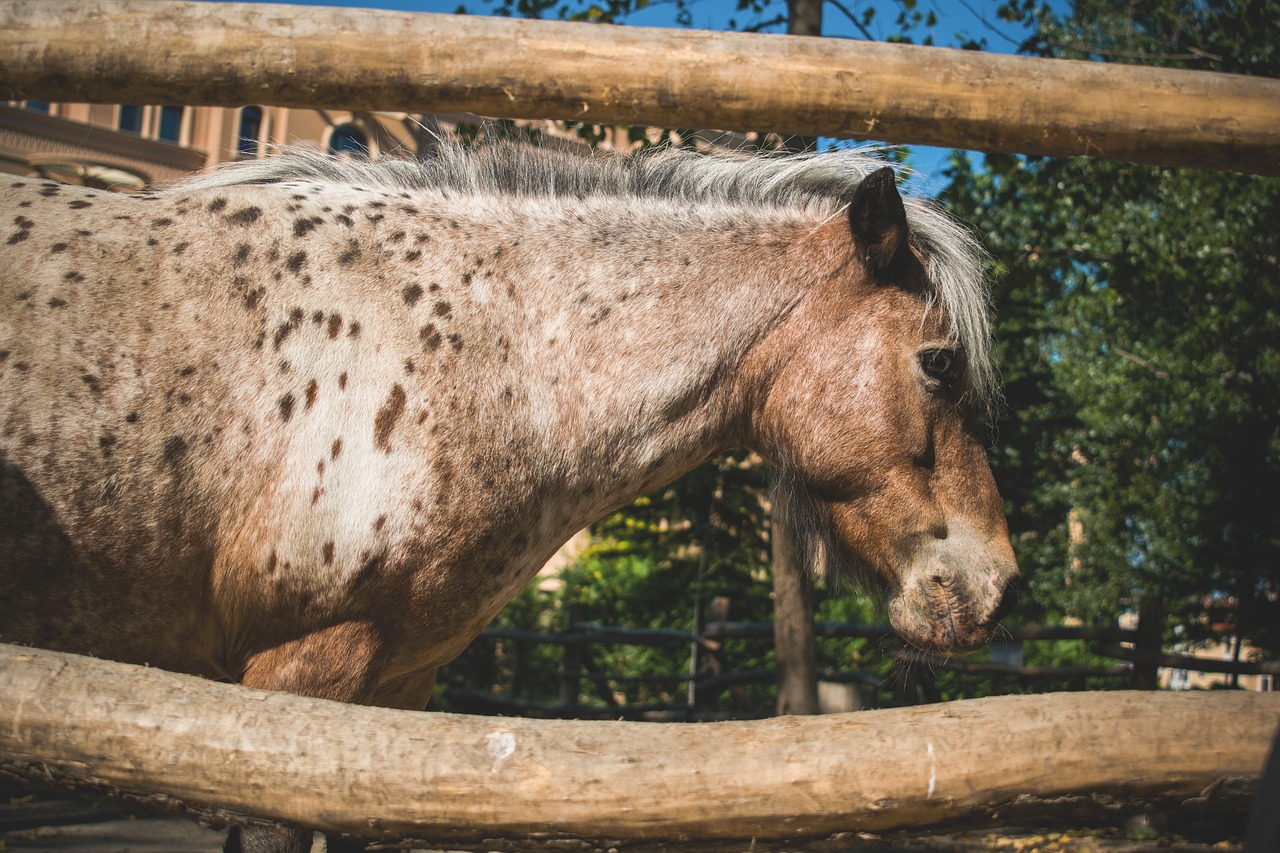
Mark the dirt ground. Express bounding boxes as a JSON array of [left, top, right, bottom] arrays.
[[0, 784, 1250, 853]]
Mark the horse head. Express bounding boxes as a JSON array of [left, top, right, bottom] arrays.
[[747, 166, 1018, 654]]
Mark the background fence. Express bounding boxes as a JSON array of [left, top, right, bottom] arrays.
[[436, 596, 1279, 721]]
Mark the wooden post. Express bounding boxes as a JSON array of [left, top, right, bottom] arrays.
[[773, 521, 819, 716], [559, 603, 586, 707], [510, 639, 526, 699], [691, 596, 733, 712], [1, 1, 1278, 175], [1133, 595, 1164, 690], [1, 644, 1276, 842]]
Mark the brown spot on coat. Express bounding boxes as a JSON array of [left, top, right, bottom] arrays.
[[304, 378, 318, 410], [372, 384, 406, 453], [227, 206, 262, 226], [331, 438, 343, 459], [68, 199, 92, 209], [322, 541, 335, 565], [402, 284, 423, 306], [294, 216, 323, 237], [207, 198, 228, 213], [162, 436, 187, 466], [287, 250, 307, 273], [327, 314, 342, 339], [273, 319, 297, 350], [233, 243, 251, 266], [338, 240, 361, 265], [279, 393, 296, 421]]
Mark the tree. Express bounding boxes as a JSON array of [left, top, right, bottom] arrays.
[[947, 0, 1280, 651]]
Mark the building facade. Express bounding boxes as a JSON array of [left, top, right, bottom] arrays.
[[0, 100, 442, 189]]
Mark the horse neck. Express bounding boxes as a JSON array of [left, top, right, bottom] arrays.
[[487, 198, 838, 513]]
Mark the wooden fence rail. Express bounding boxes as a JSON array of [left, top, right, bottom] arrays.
[[1, 0, 1279, 175], [1, 643, 1275, 843]]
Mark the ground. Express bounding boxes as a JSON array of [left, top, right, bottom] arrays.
[[0, 784, 1249, 852]]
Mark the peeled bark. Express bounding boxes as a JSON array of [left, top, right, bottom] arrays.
[[0, 643, 1274, 844], [1, 0, 1278, 175]]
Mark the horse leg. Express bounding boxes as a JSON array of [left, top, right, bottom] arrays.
[[224, 621, 386, 853], [320, 667, 441, 853]]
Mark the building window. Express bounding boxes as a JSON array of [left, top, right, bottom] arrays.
[[118, 105, 143, 134], [237, 106, 263, 158], [158, 105, 184, 143], [328, 124, 369, 156], [23, 100, 50, 113]]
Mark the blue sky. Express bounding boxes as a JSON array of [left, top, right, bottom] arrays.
[[216, 0, 1069, 192]]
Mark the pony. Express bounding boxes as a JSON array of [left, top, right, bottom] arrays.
[[0, 141, 1018, 852]]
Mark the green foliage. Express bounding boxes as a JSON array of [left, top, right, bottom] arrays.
[[555, 453, 782, 708], [945, 0, 1280, 652]]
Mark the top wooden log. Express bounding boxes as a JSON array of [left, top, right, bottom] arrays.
[[1, 0, 1279, 176]]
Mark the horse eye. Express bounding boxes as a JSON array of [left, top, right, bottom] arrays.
[[920, 349, 958, 384]]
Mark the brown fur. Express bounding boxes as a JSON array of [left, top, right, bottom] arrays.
[[1, 153, 1015, 850]]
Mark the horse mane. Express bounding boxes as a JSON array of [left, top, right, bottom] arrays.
[[167, 141, 996, 415]]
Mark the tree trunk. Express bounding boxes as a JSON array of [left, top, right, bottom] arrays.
[[782, 0, 822, 153], [772, 521, 822, 716], [0, 644, 1274, 843]]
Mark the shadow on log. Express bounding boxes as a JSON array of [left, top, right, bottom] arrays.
[[0, 643, 1274, 847]]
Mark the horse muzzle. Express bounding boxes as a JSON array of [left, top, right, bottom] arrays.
[[886, 529, 1019, 655]]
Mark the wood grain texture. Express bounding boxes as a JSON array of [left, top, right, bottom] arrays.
[[0, 0, 1277, 174], [0, 643, 1275, 841]]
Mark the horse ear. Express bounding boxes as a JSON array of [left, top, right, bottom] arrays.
[[847, 166, 908, 277]]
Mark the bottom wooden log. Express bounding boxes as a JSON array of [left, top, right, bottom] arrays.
[[0, 643, 1275, 844]]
